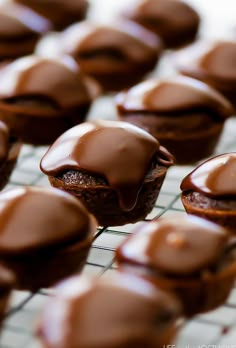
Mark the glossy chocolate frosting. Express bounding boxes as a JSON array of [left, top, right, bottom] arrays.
[[0, 121, 9, 165], [15, 0, 88, 30], [117, 215, 227, 275], [178, 41, 236, 89], [122, 0, 199, 47], [0, 56, 92, 110], [181, 153, 236, 198], [38, 273, 180, 348], [61, 21, 161, 72], [0, 186, 96, 255], [116, 76, 233, 120], [40, 120, 173, 211], [0, 2, 50, 38]]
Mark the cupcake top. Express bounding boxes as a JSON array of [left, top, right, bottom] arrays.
[[181, 153, 236, 198], [14, 0, 88, 30], [0, 56, 95, 110], [117, 215, 228, 276], [178, 41, 236, 89], [0, 186, 96, 255], [37, 273, 181, 348], [40, 120, 174, 211], [0, 121, 10, 165], [121, 0, 199, 47], [0, 2, 50, 38], [116, 76, 233, 120], [60, 21, 161, 72]]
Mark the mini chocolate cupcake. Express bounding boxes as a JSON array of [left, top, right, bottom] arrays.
[[0, 2, 50, 61], [0, 120, 21, 190], [116, 215, 236, 317], [181, 153, 236, 231], [116, 76, 233, 164], [0, 265, 15, 326], [37, 273, 181, 348], [41, 121, 174, 226], [120, 0, 200, 48], [57, 20, 162, 91], [0, 186, 96, 291], [14, 0, 88, 31], [40, 120, 174, 226], [0, 55, 99, 145], [177, 41, 236, 110]]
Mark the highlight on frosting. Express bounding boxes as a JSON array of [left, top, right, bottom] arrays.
[[181, 153, 236, 197], [117, 215, 227, 275], [116, 76, 233, 118], [0, 186, 95, 253], [0, 56, 91, 108]]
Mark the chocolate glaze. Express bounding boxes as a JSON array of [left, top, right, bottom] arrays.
[[178, 41, 236, 90], [116, 76, 233, 120], [0, 186, 95, 255], [15, 0, 88, 30], [41, 120, 173, 211], [61, 21, 161, 72], [0, 56, 92, 110], [181, 153, 236, 198], [117, 215, 227, 276], [0, 2, 50, 38], [38, 274, 181, 348], [199, 42, 236, 81], [122, 0, 200, 48], [0, 121, 9, 165]]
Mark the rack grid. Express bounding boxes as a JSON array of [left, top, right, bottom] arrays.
[[0, 115, 236, 348]]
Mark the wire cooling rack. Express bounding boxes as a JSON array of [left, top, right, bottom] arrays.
[[0, 115, 235, 348]]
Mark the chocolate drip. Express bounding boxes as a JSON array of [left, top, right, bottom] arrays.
[[181, 153, 236, 198], [117, 215, 227, 275], [0, 56, 91, 109], [40, 120, 169, 211], [116, 76, 233, 120], [0, 187, 93, 254]]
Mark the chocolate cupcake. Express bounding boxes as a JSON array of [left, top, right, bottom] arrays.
[[116, 76, 233, 164], [0, 120, 21, 190], [0, 55, 99, 145], [37, 273, 181, 348], [120, 0, 200, 48], [0, 2, 50, 61], [0, 186, 96, 291], [181, 153, 236, 231], [0, 265, 15, 326], [40, 120, 174, 226], [116, 215, 236, 317], [177, 41, 236, 110], [14, 0, 88, 31], [57, 21, 162, 91]]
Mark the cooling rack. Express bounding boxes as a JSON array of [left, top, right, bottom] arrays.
[[1, 0, 236, 347]]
